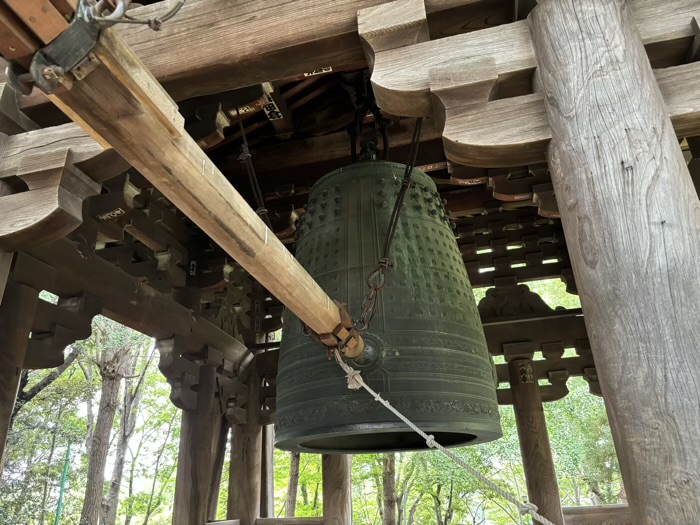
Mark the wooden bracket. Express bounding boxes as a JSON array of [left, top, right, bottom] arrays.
[[0, 147, 100, 250], [358, 0, 429, 70]]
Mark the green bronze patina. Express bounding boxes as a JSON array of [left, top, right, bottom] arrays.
[[275, 161, 501, 453]]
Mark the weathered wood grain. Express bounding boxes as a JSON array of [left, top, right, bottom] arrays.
[[322, 455, 352, 525], [508, 358, 564, 525], [371, 0, 700, 116], [173, 364, 219, 525], [562, 505, 631, 525], [48, 27, 350, 341], [440, 61, 700, 167], [531, 1, 700, 522], [229, 374, 262, 525], [16, 0, 507, 115], [5, 0, 68, 45]]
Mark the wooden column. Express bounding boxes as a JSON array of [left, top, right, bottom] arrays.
[[207, 417, 230, 521], [322, 454, 352, 525], [530, 1, 700, 523], [260, 424, 275, 518], [173, 364, 218, 525], [0, 282, 39, 477], [228, 374, 262, 525], [508, 358, 563, 525]]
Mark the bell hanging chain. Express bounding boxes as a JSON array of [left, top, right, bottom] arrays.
[[355, 117, 424, 332]]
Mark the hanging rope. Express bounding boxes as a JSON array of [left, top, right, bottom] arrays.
[[235, 107, 273, 229], [333, 349, 561, 525]]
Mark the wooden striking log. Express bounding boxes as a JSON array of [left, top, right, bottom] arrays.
[[322, 455, 352, 525], [530, 1, 700, 522], [47, 28, 355, 350], [229, 374, 263, 525], [508, 358, 564, 525], [173, 364, 219, 525], [0, 282, 39, 478], [367, 0, 700, 116]]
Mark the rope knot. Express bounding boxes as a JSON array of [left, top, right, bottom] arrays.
[[345, 369, 363, 390], [426, 435, 437, 449], [518, 502, 539, 516]]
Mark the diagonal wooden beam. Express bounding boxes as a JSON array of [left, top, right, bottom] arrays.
[[45, 27, 352, 347]]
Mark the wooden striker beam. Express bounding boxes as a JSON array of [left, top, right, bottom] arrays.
[[44, 27, 359, 353], [530, 1, 700, 522]]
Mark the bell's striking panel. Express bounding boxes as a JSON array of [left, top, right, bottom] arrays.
[[275, 161, 501, 453]]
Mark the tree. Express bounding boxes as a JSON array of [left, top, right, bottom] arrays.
[[79, 317, 151, 525], [285, 452, 301, 517], [101, 347, 155, 525]]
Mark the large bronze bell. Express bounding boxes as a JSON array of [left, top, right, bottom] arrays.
[[275, 161, 501, 453]]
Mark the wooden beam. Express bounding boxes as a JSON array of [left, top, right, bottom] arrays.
[[260, 425, 275, 518], [440, 61, 700, 167], [562, 505, 631, 525], [256, 520, 323, 525], [531, 1, 700, 522], [322, 455, 352, 525], [46, 28, 354, 347], [508, 358, 564, 525], [5, 0, 69, 45], [12, 0, 507, 115], [368, 0, 700, 116]]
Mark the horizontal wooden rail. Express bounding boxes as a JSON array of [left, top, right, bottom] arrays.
[[563, 504, 632, 525], [256, 519, 324, 525]]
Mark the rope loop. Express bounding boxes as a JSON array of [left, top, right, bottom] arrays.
[[425, 434, 437, 449], [519, 502, 539, 516]]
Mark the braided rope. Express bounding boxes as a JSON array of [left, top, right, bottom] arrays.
[[333, 350, 560, 525]]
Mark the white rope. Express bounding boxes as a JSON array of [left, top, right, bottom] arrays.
[[333, 350, 561, 525]]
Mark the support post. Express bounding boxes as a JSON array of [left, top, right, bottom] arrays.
[[322, 454, 352, 525], [260, 424, 275, 518], [0, 281, 39, 477], [173, 364, 218, 525], [207, 416, 230, 521], [228, 374, 262, 525], [530, 1, 700, 523], [508, 358, 563, 525]]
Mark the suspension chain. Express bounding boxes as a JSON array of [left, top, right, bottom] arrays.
[[333, 350, 561, 525], [354, 117, 423, 331]]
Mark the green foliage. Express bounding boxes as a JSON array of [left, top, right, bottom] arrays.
[[2, 281, 621, 525]]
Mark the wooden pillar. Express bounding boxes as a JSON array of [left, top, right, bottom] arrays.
[[322, 454, 352, 525], [508, 358, 564, 525], [228, 374, 262, 525], [173, 364, 218, 525], [207, 417, 230, 521], [260, 424, 275, 518], [0, 282, 39, 478], [530, 1, 700, 523]]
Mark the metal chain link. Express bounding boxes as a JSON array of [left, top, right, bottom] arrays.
[[333, 350, 561, 525], [355, 118, 423, 331]]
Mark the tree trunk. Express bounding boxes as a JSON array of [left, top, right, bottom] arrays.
[[80, 373, 121, 525], [406, 495, 422, 525], [102, 352, 151, 525], [143, 412, 177, 525], [301, 482, 308, 506], [383, 454, 397, 525], [285, 452, 301, 517], [38, 407, 63, 525]]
